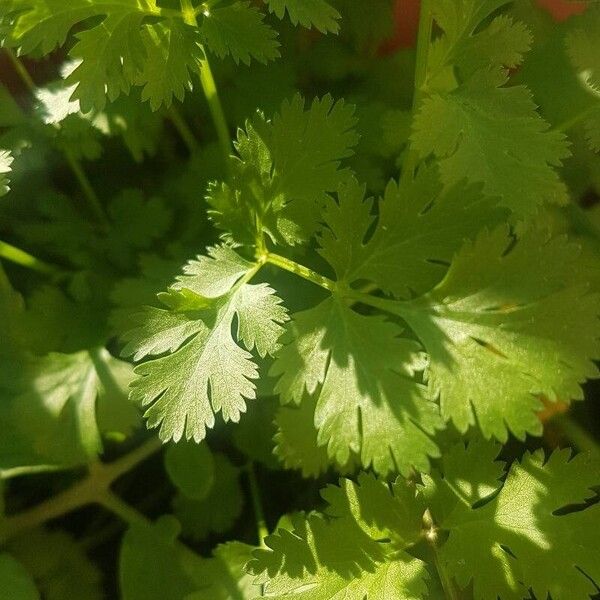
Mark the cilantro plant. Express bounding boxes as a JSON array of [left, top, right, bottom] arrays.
[[0, 0, 599, 598]]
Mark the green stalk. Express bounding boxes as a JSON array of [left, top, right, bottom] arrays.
[[5, 48, 36, 92], [247, 463, 269, 547], [5, 49, 108, 227], [180, 0, 231, 163], [167, 105, 199, 154], [399, 0, 434, 187], [0, 239, 63, 276], [266, 252, 337, 292]]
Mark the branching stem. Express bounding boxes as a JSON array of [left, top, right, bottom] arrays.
[[0, 437, 162, 543]]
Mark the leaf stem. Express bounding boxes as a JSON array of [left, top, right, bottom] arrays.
[[97, 491, 150, 528], [199, 55, 231, 162], [400, 0, 434, 187], [266, 252, 337, 292], [0, 437, 162, 543], [180, 0, 231, 163], [5, 50, 108, 227], [423, 510, 459, 600], [63, 148, 109, 228], [5, 48, 36, 92], [246, 462, 269, 547], [167, 105, 199, 154], [0, 239, 64, 276]]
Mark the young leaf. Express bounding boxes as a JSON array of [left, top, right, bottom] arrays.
[[401, 226, 600, 440], [122, 246, 288, 442], [207, 94, 358, 246]]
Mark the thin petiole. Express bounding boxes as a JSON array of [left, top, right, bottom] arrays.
[[0, 239, 64, 276], [246, 462, 269, 546], [5, 50, 109, 227], [266, 252, 337, 292], [167, 105, 199, 154], [179, 0, 231, 164]]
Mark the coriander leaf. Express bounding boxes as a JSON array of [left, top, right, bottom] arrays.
[[412, 70, 570, 218], [200, 2, 280, 65], [174, 453, 243, 540], [164, 441, 215, 501], [188, 542, 260, 600], [319, 170, 505, 298], [271, 297, 442, 476], [274, 394, 355, 477], [0, 554, 39, 600], [122, 246, 287, 442], [250, 512, 429, 599], [265, 0, 340, 34], [208, 94, 358, 246], [428, 0, 531, 82], [0, 1, 204, 111], [437, 447, 600, 600], [402, 225, 600, 440], [0, 149, 13, 197], [135, 20, 204, 112], [0, 349, 138, 477]]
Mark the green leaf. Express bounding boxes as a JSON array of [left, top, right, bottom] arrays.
[[252, 444, 600, 599], [265, 0, 340, 34], [0, 1, 204, 112], [164, 441, 215, 501], [188, 542, 260, 600], [0, 554, 39, 600], [200, 2, 280, 65], [412, 70, 570, 218], [401, 226, 600, 440], [134, 20, 204, 112], [122, 245, 288, 442], [0, 149, 13, 197], [271, 297, 442, 476], [0, 349, 138, 477], [274, 394, 355, 477], [427, 0, 531, 82], [120, 516, 206, 600], [173, 453, 243, 540], [250, 511, 429, 599], [319, 171, 505, 298], [436, 447, 600, 600], [207, 94, 358, 246]]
